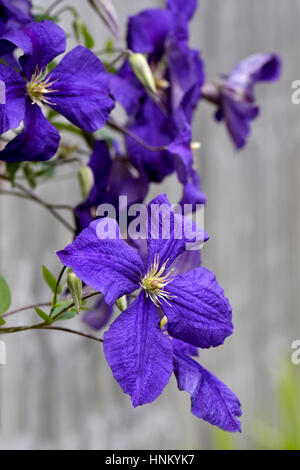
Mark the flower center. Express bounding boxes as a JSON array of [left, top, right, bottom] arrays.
[[140, 254, 175, 306], [26, 65, 57, 108]]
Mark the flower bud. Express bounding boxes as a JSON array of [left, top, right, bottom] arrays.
[[78, 166, 94, 200], [116, 295, 127, 312], [88, 0, 120, 39], [129, 53, 157, 94], [67, 272, 82, 314]]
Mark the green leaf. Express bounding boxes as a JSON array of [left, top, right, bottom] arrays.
[[52, 121, 82, 136], [0, 316, 6, 326], [57, 310, 77, 321], [35, 308, 53, 325], [0, 275, 11, 316], [42, 265, 60, 294]]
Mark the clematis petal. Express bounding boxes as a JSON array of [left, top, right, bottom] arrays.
[[127, 8, 172, 56], [0, 63, 26, 134], [126, 98, 194, 183], [163, 266, 233, 348], [171, 249, 201, 276], [167, 38, 204, 119], [49, 46, 114, 132], [147, 194, 208, 270], [173, 350, 242, 432], [104, 292, 174, 407], [0, 20, 66, 79], [57, 219, 145, 305], [83, 296, 113, 331], [0, 97, 60, 162]]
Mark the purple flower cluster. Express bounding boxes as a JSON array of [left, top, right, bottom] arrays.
[[0, 0, 282, 432]]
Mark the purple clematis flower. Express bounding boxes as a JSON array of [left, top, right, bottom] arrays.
[[0, 20, 114, 162], [111, 0, 204, 185], [0, 0, 32, 38], [57, 194, 241, 431], [202, 53, 281, 149], [75, 140, 148, 234]]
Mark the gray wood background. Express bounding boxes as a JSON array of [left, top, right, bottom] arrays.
[[0, 0, 299, 449]]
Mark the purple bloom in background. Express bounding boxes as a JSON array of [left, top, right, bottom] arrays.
[[202, 53, 281, 149], [57, 194, 241, 431], [111, 0, 204, 185], [75, 140, 148, 234], [0, 20, 114, 162]]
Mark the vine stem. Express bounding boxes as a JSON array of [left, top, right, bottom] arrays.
[[2, 302, 52, 318], [107, 119, 167, 152], [44, 0, 64, 16]]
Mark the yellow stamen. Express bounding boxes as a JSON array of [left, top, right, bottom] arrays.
[[140, 254, 175, 306], [26, 65, 57, 108]]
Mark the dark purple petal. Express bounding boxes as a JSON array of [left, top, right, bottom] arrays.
[[167, 39, 204, 119], [163, 266, 233, 348], [109, 60, 144, 115], [228, 53, 281, 100], [127, 8, 172, 55], [147, 193, 208, 270], [180, 169, 207, 211], [167, 113, 193, 184], [167, 0, 198, 20], [83, 296, 113, 331], [126, 98, 175, 182], [0, 62, 26, 134], [171, 249, 202, 276], [220, 91, 259, 149], [49, 46, 114, 132], [173, 350, 242, 431], [0, 97, 60, 162], [57, 219, 144, 305], [172, 338, 199, 357], [0, 20, 66, 79], [104, 292, 173, 406]]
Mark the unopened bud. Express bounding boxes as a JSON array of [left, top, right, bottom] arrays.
[[116, 295, 127, 312], [191, 141, 202, 150], [78, 166, 94, 200], [129, 53, 157, 94], [67, 272, 82, 314]]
